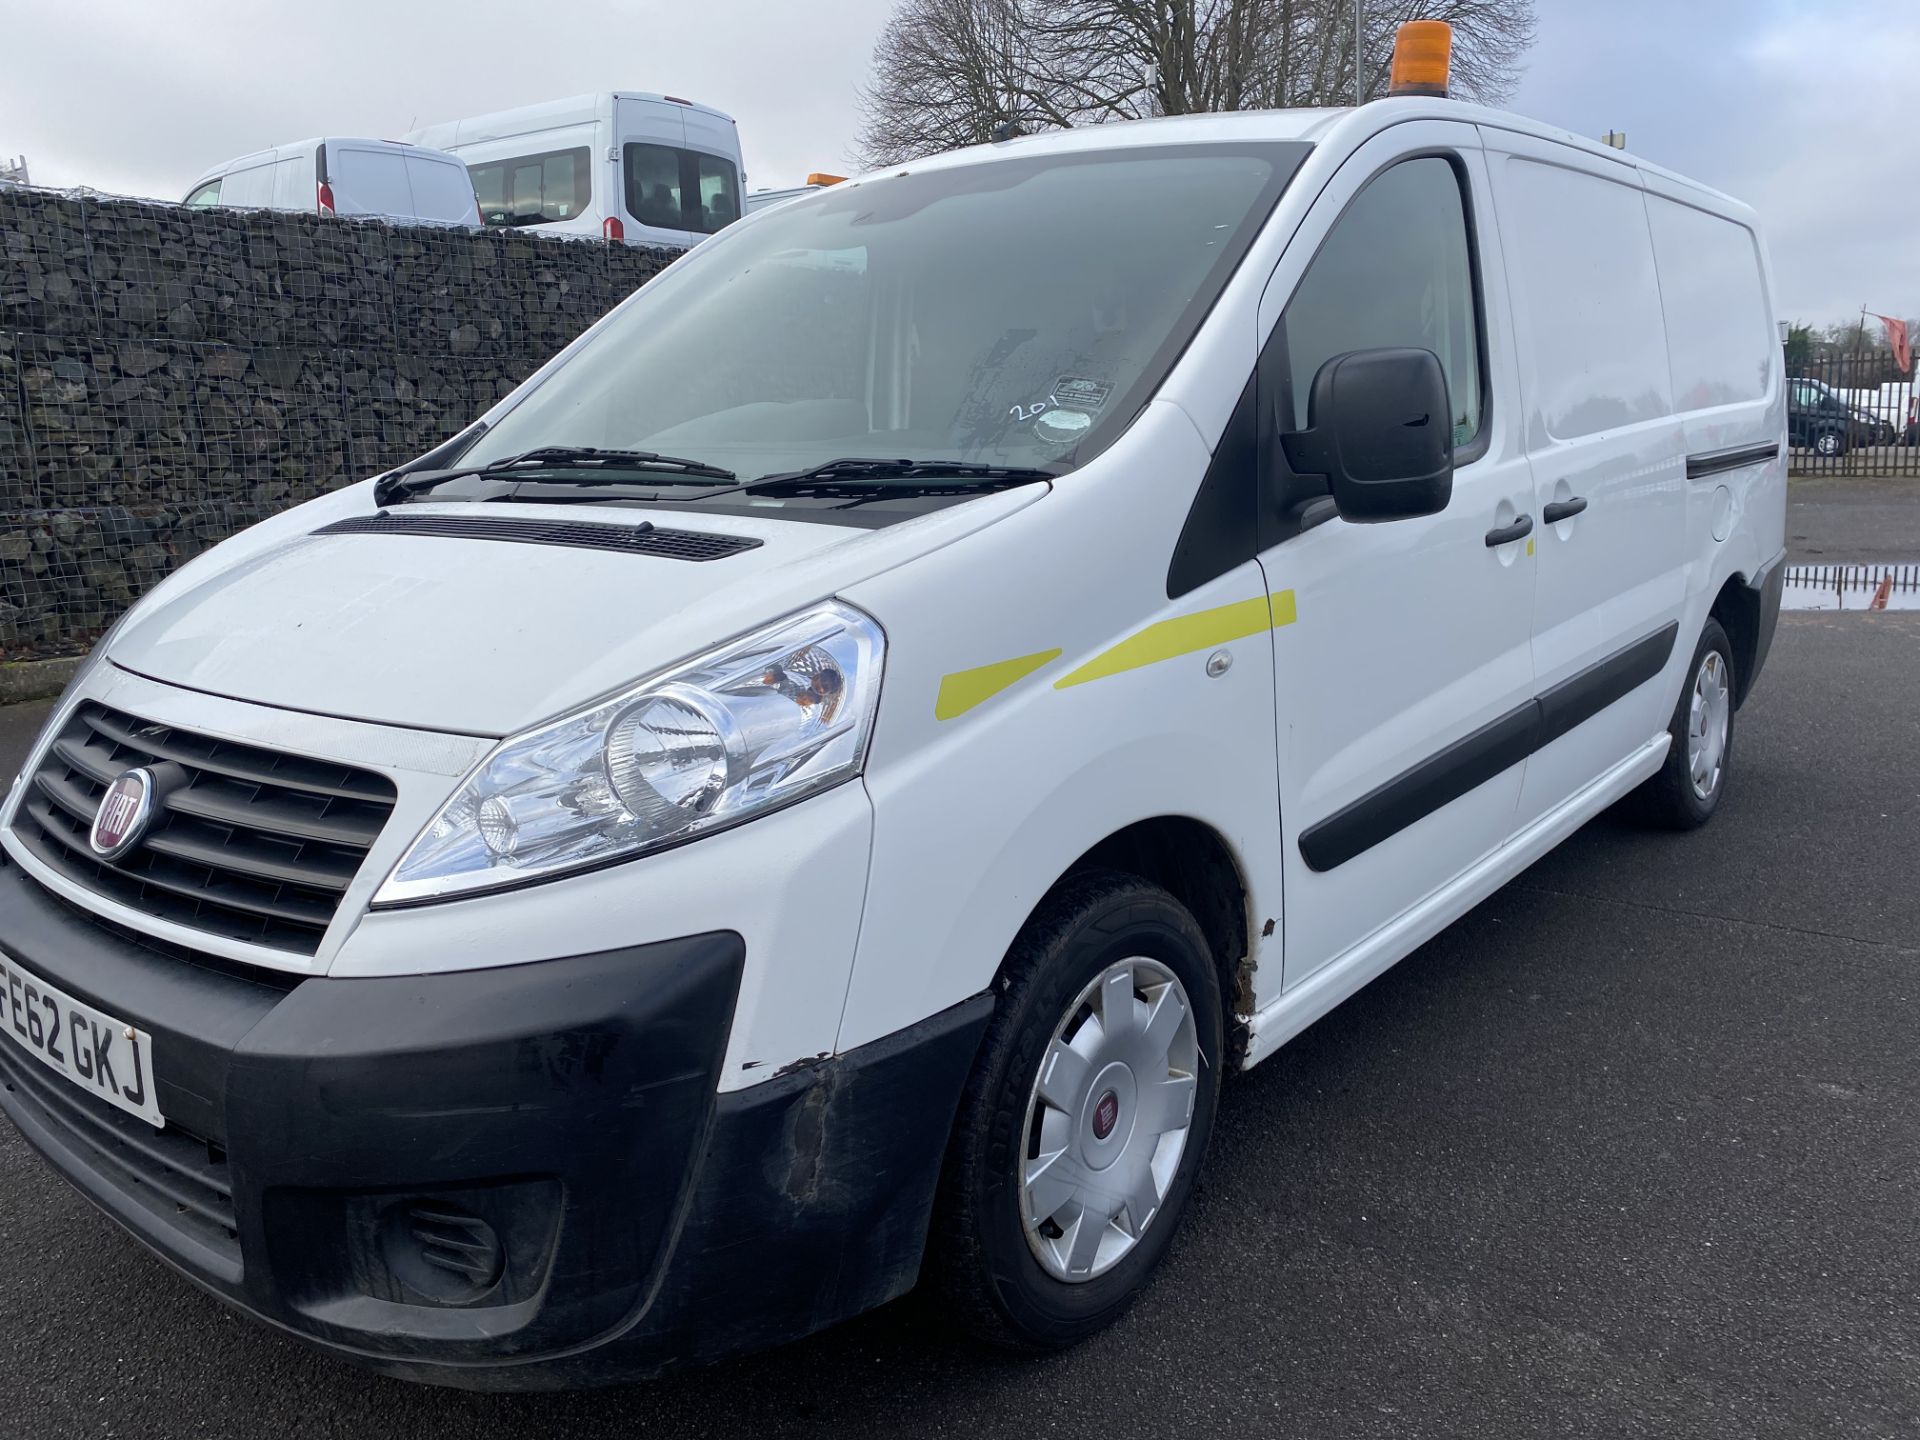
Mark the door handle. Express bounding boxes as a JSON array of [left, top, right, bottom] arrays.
[[1484, 514, 1534, 547], [1542, 497, 1588, 523]]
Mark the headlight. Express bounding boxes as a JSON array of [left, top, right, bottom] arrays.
[[375, 601, 885, 904]]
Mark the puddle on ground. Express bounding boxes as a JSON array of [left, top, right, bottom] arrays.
[[1781, 564, 1920, 611]]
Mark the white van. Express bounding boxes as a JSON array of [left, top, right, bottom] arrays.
[[2, 26, 1783, 1389], [405, 92, 746, 248], [746, 172, 846, 214], [182, 138, 481, 227]]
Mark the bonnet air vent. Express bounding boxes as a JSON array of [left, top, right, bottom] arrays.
[[313, 512, 764, 561]]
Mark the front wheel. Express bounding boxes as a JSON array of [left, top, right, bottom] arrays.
[[927, 870, 1223, 1350], [1814, 429, 1844, 457], [1627, 618, 1736, 830]]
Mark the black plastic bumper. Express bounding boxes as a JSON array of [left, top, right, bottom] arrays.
[[0, 853, 992, 1388], [1743, 550, 1785, 704]]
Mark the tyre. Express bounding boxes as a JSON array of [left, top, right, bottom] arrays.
[[1627, 618, 1735, 830], [1814, 429, 1843, 457], [928, 869, 1223, 1350]]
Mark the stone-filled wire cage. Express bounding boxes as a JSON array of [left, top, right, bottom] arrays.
[[0, 186, 680, 661]]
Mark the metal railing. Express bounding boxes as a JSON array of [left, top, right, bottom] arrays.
[[1787, 348, 1919, 478], [1780, 563, 1920, 611]]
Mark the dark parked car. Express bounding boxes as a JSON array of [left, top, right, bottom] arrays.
[[1788, 379, 1873, 456]]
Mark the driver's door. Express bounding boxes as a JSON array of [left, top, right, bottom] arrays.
[[1253, 125, 1539, 990]]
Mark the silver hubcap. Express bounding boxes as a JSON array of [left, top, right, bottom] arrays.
[[1687, 650, 1730, 800], [1020, 956, 1199, 1282]]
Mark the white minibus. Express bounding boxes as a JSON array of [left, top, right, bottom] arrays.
[[405, 92, 745, 247]]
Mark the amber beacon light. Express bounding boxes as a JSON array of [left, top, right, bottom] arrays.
[[1388, 20, 1453, 98]]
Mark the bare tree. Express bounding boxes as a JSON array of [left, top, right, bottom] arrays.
[[856, 0, 1536, 168]]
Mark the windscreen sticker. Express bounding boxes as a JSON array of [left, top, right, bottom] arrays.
[[1010, 376, 1115, 429], [1052, 376, 1113, 412]]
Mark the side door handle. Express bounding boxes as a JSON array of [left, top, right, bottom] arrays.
[[1484, 514, 1534, 547], [1542, 497, 1588, 523]]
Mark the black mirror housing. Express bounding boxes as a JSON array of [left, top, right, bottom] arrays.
[[1282, 347, 1455, 523]]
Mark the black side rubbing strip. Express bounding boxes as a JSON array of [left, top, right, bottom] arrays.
[[1298, 622, 1680, 872], [1535, 622, 1677, 748], [1298, 703, 1539, 873], [1685, 442, 1779, 480]]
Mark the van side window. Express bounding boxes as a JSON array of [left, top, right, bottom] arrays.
[[1282, 156, 1484, 448], [184, 181, 222, 208], [467, 147, 591, 227], [623, 145, 743, 235]]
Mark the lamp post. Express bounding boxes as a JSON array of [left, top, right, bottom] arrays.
[[1355, 0, 1365, 105]]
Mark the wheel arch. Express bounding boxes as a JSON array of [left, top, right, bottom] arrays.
[[1014, 816, 1256, 1067]]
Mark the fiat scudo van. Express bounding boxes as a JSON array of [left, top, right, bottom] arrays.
[[1, 25, 1784, 1389]]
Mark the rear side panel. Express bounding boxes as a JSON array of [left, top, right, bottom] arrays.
[[1641, 169, 1787, 592]]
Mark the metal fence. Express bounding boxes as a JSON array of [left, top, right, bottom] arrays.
[[1780, 563, 1920, 612], [1786, 346, 1920, 477]]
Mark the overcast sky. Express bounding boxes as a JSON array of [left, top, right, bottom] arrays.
[[1, 0, 1911, 326]]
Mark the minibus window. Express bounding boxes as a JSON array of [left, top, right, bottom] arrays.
[[626, 144, 684, 229], [622, 145, 742, 234], [468, 146, 591, 227], [1282, 156, 1483, 448], [694, 154, 740, 233], [467, 144, 1306, 481]]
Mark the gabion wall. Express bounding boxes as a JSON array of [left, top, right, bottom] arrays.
[[0, 187, 679, 660]]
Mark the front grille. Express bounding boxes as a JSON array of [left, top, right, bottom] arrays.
[[314, 512, 764, 561], [0, 1037, 241, 1278], [9, 703, 396, 955]]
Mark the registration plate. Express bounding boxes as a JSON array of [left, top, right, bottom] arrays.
[[0, 948, 164, 1128]]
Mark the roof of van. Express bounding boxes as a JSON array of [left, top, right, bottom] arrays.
[[186, 137, 463, 191], [404, 92, 737, 150], [872, 100, 1750, 217]]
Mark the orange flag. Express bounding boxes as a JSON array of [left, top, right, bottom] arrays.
[[1875, 314, 1912, 375]]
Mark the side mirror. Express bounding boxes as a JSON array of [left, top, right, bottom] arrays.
[[1281, 347, 1454, 523]]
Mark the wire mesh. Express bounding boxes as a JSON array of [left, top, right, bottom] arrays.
[[0, 185, 682, 661]]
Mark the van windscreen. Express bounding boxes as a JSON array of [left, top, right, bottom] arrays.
[[461, 144, 1306, 481]]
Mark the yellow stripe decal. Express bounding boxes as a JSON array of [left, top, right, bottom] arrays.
[[935, 648, 1063, 721], [1054, 590, 1297, 690]]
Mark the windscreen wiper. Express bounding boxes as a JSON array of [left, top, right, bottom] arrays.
[[697, 457, 1057, 504], [373, 447, 737, 506]]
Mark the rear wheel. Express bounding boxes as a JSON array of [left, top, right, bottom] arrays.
[[1627, 618, 1735, 830], [928, 870, 1223, 1350]]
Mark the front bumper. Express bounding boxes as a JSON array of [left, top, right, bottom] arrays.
[[0, 854, 991, 1388]]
